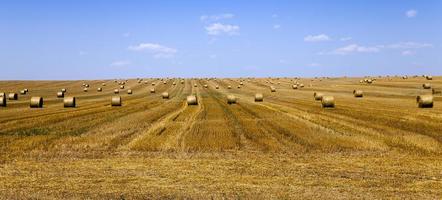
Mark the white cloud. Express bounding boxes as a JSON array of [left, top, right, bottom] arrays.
[[329, 44, 380, 55], [200, 13, 234, 22], [273, 24, 281, 29], [381, 42, 432, 49], [110, 60, 131, 67], [304, 34, 331, 42], [128, 43, 177, 58], [406, 9, 417, 18], [205, 23, 240, 36], [401, 50, 415, 56], [340, 37, 352, 41]]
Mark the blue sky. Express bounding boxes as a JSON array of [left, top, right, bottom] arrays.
[[0, 0, 441, 80]]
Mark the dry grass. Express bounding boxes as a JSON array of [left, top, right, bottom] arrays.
[[0, 77, 441, 199]]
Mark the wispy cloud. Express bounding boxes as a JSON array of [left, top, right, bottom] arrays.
[[128, 43, 177, 58], [380, 42, 432, 49], [304, 34, 331, 42], [406, 9, 417, 18], [110, 60, 131, 67], [325, 44, 380, 55], [322, 42, 432, 55], [205, 23, 240, 36], [401, 50, 415, 56], [340, 37, 352, 41], [200, 13, 234, 22]]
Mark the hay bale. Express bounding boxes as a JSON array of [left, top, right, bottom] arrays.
[[0, 92, 4, 97], [30, 97, 43, 108], [172, 82, 176, 85], [321, 96, 335, 108], [150, 88, 156, 93], [423, 83, 432, 89], [237, 85, 241, 89], [24, 89, 29, 93], [204, 84, 208, 88], [181, 80, 185, 84], [227, 86, 232, 89], [353, 90, 363, 98], [102, 83, 106, 86], [402, 76, 408, 79], [111, 96, 122, 106], [83, 88, 88, 92], [227, 95, 236, 104], [127, 90, 133, 94], [255, 93, 263, 102], [162, 92, 169, 99], [240, 82, 244, 85], [215, 85, 219, 89], [426, 75, 433, 80], [61, 88, 67, 93], [114, 89, 119, 94], [20, 90, 26, 95], [163, 81, 167, 84], [187, 95, 198, 105], [64, 97, 76, 108], [292, 85, 298, 89], [194, 84, 198, 87], [0, 95, 6, 107], [270, 86, 276, 92], [152, 83, 156, 86], [8, 93, 18, 100], [97, 87, 102, 92], [416, 95, 433, 108], [85, 84, 90, 88], [57, 91, 64, 98], [314, 92, 324, 101], [120, 85, 125, 89], [299, 84, 304, 88]]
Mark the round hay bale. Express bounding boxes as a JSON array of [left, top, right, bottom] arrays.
[[61, 88, 67, 93], [204, 84, 208, 88], [402, 76, 408, 79], [240, 82, 244, 85], [255, 93, 263, 102], [423, 83, 432, 89], [24, 89, 29, 93], [120, 85, 125, 89], [0, 92, 4, 97], [314, 92, 324, 101], [172, 82, 176, 85], [227, 95, 236, 104], [150, 88, 156, 93], [162, 92, 169, 99], [194, 84, 198, 87], [97, 87, 102, 92], [270, 86, 276, 92], [227, 85, 232, 89], [292, 85, 298, 89], [30, 97, 43, 108], [163, 81, 167, 84], [359, 80, 364, 83], [111, 96, 122, 106], [180, 80, 184, 84], [366, 79, 373, 84], [237, 85, 241, 89], [57, 91, 64, 98], [8, 93, 18, 100], [426, 76, 433, 80], [20, 90, 26, 95], [127, 90, 133, 94], [416, 95, 433, 108], [353, 90, 363, 98], [187, 95, 198, 105], [83, 88, 88, 92], [215, 85, 219, 89], [152, 83, 156, 86], [85, 84, 90, 88], [299, 84, 305, 88], [102, 83, 106, 86], [321, 96, 335, 108], [114, 89, 119, 94], [64, 97, 76, 108], [0, 95, 6, 107]]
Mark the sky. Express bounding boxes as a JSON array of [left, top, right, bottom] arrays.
[[0, 0, 441, 80]]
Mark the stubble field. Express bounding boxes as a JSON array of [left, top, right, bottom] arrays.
[[0, 76, 441, 199]]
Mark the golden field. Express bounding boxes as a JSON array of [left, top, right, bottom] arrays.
[[0, 76, 441, 199]]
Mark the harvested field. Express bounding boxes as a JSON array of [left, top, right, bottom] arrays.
[[0, 77, 441, 199]]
